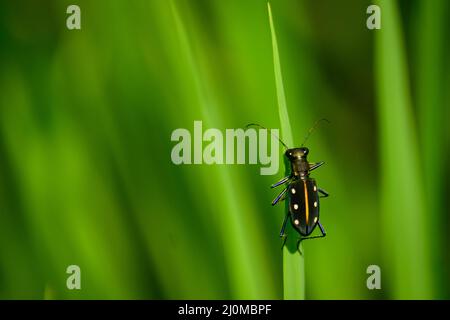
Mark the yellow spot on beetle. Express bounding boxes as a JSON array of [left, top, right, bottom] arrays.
[[314, 201, 317, 207], [303, 181, 309, 224], [291, 188, 296, 194], [293, 204, 299, 210], [294, 219, 300, 225]]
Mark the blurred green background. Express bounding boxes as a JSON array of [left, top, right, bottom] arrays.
[[0, 0, 449, 299]]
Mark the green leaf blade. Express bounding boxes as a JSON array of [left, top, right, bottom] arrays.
[[268, 2, 304, 300]]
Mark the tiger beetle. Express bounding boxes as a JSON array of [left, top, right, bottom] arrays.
[[247, 119, 329, 252]]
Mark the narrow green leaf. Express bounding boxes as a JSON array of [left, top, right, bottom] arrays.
[[268, 2, 293, 148], [171, 0, 276, 298], [268, 2, 304, 300], [375, 0, 434, 299], [415, 0, 447, 297]]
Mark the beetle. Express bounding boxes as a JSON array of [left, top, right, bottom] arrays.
[[247, 119, 329, 250], [272, 146, 329, 247]]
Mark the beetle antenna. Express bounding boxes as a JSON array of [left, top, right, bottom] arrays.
[[245, 123, 290, 150], [301, 118, 330, 146]]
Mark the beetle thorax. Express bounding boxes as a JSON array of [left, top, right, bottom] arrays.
[[291, 157, 310, 178]]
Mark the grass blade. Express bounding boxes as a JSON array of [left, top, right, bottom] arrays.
[[375, 0, 434, 299], [170, 0, 276, 298], [268, 2, 304, 300], [268, 3, 293, 148], [415, 0, 447, 297]]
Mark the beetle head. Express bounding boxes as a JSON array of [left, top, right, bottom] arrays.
[[285, 147, 309, 160]]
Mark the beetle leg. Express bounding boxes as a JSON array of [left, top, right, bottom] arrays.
[[296, 221, 327, 252], [271, 187, 288, 206], [271, 175, 291, 188], [309, 161, 325, 171], [281, 235, 288, 250], [279, 213, 289, 238], [318, 221, 326, 235], [318, 188, 329, 198], [279, 213, 290, 249], [296, 239, 304, 255]]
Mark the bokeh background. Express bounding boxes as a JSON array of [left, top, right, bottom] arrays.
[[0, 0, 449, 299]]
